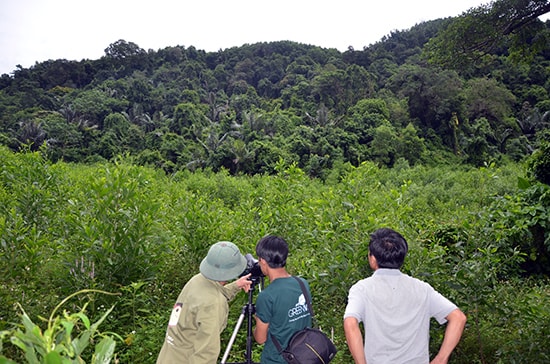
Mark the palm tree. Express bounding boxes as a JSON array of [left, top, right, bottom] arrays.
[[517, 107, 550, 143], [58, 104, 97, 131], [122, 104, 155, 132], [229, 139, 255, 173], [306, 103, 343, 127], [18, 120, 45, 151]]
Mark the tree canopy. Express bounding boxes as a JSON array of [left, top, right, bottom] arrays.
[[0, 6, 549, 179], [425, 0, 550, 70]]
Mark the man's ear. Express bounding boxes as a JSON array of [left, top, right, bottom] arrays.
[[368, 253, 378, 270]]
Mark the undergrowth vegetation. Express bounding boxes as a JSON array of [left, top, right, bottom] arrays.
[[1, 145, 549, 363]]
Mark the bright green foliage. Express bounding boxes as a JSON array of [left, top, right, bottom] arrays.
[[0, 146, 60, 281], [0, 290, 120, 364], [488, 180, 550, 275], [171, 102, 207, 136], [57, 159, 166, 289], [1, 147, 549, 363], [1, 13, 549, 361], [70, 89, 129, 127]]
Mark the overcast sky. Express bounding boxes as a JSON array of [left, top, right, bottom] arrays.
[[0, 0, 516, 75]]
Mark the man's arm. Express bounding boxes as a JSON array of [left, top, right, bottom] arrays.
[[253, 315, 269, 344], [343, 317, 367, 364], [430, 308, 467, 364], [222, 274, 252, 300]]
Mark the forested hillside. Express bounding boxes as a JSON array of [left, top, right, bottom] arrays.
[[1, 9, 549, 177]]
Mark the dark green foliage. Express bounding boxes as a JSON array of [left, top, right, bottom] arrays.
[[527, 137, 550, 185], [1, 14, 548, 176], [425, 0, 550, 70]]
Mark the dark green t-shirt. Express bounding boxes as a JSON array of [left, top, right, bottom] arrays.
[[255, 276, 312, 364]]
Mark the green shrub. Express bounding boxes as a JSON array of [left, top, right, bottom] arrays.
[[0, 290, 120, 364], [527, 137, 550, 185]]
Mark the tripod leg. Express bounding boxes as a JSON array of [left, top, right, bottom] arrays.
[[221, 311, 246, 364], [222, 282, 261, 364]]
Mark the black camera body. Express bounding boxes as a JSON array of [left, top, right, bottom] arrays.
[[241, 253, 264, 284]]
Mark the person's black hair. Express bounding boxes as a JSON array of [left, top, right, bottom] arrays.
[[368, 228, 408, 269], [256, 235, 288, 268]]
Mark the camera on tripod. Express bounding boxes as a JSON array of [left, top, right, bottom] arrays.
[[240, 253, 264, 285], [222, 254, 264, 363]]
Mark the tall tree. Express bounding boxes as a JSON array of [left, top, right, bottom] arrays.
[[425, 0, 550, 70], [104, 39, 146, 60], [462, 77, 516, 125], [387, 64, 464, 143]]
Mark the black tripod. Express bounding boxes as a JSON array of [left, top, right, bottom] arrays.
[[221, 277, 263, 364]]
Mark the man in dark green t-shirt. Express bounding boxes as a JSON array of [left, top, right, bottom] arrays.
[[253, 235, 312, 364]]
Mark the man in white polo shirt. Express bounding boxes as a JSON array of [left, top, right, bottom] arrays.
[[343, 228, 466, 364]]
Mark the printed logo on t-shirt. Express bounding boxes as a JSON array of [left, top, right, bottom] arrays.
[[168, 303, 183, 327], [288, 293, 309, 322]]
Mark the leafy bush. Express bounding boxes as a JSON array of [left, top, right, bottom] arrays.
[[0, 290, 120, 364], [486, 179, 550, 275], [527, 138, 550, 185]]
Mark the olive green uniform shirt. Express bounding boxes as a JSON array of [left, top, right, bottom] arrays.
[[156, 273, 241, 364]]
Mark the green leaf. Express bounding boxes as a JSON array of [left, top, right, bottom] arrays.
[[89, 306, 116, 333], [91, 337, 116, 364], [71, 331, 92, 356], [74, 312, 91, 330], [0, 356, 19, 364], [60, 320, 75, 338], [44, 351, 63, 364], [20, 311, 39, 333], [517, 176, 531, 189]]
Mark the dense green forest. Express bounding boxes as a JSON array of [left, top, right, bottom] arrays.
[[1, 2, 549, 177], [1, 0, 550, 363]]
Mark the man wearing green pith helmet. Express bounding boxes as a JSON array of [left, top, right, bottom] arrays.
[[157, 241, 252, 364]]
